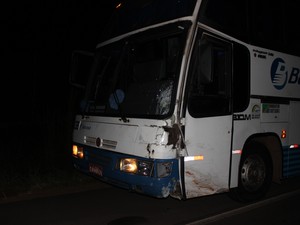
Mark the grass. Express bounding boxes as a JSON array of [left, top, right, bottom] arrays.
[[0, 118, 98, 200], [0, 160, 98, 200]]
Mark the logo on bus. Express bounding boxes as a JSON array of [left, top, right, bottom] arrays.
[[233, 105, 260, 121], [271, 58, 300, 90]]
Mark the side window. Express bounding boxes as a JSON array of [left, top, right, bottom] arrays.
[[188, 32, 232, 117]]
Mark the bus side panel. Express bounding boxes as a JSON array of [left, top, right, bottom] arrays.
[[230, 99, 261, 188], [284, 101, 300, 178], [251, 48, 300, 99], [184, 113, 232, 198], [289, 101, 300, 144]]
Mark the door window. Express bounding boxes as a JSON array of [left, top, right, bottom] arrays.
[[188, 32, 232, 117]]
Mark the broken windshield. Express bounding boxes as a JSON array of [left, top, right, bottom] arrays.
[[81, 22, 189, 119]]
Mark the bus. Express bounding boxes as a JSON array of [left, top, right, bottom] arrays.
[[70, 0, 300, 202]]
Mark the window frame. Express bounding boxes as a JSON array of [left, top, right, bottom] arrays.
[[187, 31, 233, 118]]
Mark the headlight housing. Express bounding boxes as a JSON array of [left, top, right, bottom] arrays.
[[157, 161, 173, 178], [72, 145, 84, 159], [119, 158, 153, 176], [118, 158, 173, 177]]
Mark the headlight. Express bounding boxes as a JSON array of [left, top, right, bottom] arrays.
[[72, 145, 84, 159], [119, 158, 153, 176], [120, 158, 138, 173]]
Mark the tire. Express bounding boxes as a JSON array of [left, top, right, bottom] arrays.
[[230, 142, 273, 202]]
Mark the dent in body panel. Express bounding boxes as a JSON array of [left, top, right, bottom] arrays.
[[160, 177, 180, 198], [137, 123, 183, 158], [146, 143, 175, 158]]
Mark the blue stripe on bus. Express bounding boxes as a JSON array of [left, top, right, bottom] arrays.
[[72, 144, 180, 198], [283, 145, 300, 178]]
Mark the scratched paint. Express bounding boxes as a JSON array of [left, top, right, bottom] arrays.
[[136, 123, 181, 158], [184, 168, 226, 198], [161, 183, 171, 198], [146, 143, 175, 158]]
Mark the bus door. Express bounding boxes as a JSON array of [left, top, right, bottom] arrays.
[[183, 32, 233, 198]]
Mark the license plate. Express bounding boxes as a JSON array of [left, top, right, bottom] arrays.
[[89, 163, 103, 176]]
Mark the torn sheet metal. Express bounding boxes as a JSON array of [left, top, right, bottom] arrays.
[[136, 123, 184, 159]]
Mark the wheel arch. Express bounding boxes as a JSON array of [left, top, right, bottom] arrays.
[[243, 132, 283, 184]]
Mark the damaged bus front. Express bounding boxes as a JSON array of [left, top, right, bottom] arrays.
[[71, 20, 192, 198]]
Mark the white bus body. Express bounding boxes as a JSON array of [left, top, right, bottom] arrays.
[[71, 0, 300, 202]]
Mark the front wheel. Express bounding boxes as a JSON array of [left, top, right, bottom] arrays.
[[230, 142, 273, 202]]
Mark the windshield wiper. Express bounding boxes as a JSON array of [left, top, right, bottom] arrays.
[[108, 42, 130, 123], [112, 91, 129, 123]]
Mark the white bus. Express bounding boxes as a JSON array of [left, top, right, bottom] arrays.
[[70, 0, 300, 202]]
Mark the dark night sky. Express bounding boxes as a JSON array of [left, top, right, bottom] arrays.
[[0, 1, 115, 175], [2, 1, 115, 121], [3, 0, 300, 126]]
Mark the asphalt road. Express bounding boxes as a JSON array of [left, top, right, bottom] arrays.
[[187, 188, 300, 225], [1, 177, 300, 225]]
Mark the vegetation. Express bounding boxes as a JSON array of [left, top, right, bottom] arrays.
[[1, 1, 115, 201], [0, 113, 95, 200]]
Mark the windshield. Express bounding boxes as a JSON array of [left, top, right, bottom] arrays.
[[80, 22, 189, 119], [103, 0, 197, 41]]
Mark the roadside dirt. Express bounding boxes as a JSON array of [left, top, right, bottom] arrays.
[[0, 178, 110, 204]]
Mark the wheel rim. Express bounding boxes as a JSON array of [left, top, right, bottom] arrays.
[[241, 154, 266, 192]]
